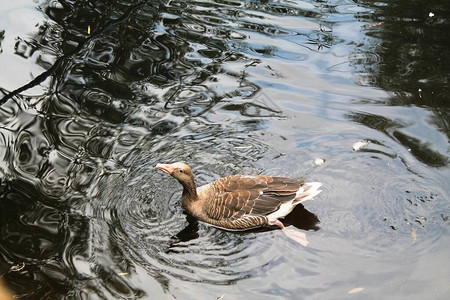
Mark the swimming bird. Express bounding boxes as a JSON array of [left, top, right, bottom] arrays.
[[156, 162, 322, 245]]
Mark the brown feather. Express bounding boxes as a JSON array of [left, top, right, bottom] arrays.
[[197, 175, 306, 229]]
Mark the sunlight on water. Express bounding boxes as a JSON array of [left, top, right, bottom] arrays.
[[0, 0, 449, 299]]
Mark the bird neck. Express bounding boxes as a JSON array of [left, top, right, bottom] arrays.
[[181, 177, 198, 201]]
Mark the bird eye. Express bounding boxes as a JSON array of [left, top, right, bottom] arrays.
[[179, 169, 184, 173]]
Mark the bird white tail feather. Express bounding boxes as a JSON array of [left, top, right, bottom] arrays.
[[268, 182, 322, 223], [294, 182, 322, 203]]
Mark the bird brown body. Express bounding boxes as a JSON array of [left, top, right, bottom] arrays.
[[156, 162, 322, 235]]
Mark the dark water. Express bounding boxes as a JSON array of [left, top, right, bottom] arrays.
[[0, 0, 449, 298]]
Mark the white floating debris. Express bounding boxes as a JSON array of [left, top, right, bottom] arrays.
[[352, 141, 369, 151], [10, 262, 26, 272], [348, 287, 364, 294], [314, 157, 326, 166], [229, 31, 245, 40], [428, 12, 434, 17], [48, 149, 59, 164]]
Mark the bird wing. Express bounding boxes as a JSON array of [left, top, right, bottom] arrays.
[[203, 175, 305, 221]]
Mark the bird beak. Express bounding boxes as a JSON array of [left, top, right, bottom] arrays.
[[156, 163, 175, 175]]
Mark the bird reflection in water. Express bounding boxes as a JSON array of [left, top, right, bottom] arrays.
[[168, 205, 320, 251]]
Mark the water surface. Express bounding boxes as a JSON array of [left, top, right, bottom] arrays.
[[0, 0, 449, 299]]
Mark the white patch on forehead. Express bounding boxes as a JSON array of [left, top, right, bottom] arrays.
[[173, 162, 186, 169]]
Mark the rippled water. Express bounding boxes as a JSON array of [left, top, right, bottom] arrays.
[[0, 0, 449, 299]]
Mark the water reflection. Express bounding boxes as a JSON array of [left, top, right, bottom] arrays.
[[347, 111, 449, 167], [351, 0, 450, 152], [0, 0, 449, 298]]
